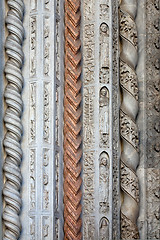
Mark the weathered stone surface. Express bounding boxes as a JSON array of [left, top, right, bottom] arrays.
[[0, 0, 159, 239], [82, 0, 117, 239], [20, 1, 64, 239]]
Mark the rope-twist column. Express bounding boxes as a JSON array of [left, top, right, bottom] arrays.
[[119, 0, 139, 238], [64, 0, 82, 239], [3, 0, 24, 239]]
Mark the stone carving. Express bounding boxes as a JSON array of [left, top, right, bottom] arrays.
[[146, 1, 160, 238], [43, 149, 50, 210], [29, 83, 36, 143], [64, 0, 82, 239], [30, 17, 36, 77], [84, 87, 95, 148], [83, 217, 95, 240], [99, 217, 109, 240], [30, 217, 36, 239], [147, 169, 160, 239], [99, 23, 109, 84], [84, 1, 95, 21], [83, 152, 95, 215], [99, 152, 109, 214], [43, 83, 50, 143], [112, 0, 121, 238], [44, 0, 50, 10], [119, 0, 139, 238], [30, 149, 36, 210], [3, 0, 24, 239], [100, 4, 109, 18], [44, 17, 50, 76], [84, 24, 95, 85], [55, 152, 59, 210], [99, 87, 109, 147], [30, 0, 37, 11], [42, 216, 50, 238]]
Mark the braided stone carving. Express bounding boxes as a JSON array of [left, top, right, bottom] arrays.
[[3, 0, 24, 239], [119, 0, 139, 239], [64, 0, 82, 239]]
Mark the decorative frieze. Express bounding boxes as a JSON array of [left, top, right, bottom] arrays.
[[19, 0, 64, 238], [112, 1, 121, 239], [83, 0, 113, 238], [30, 17, 37, 77], [43, 83, 50, 143], [29, 149, 36, 211], [29, 83, 36, 144], [146, 0, 160, 238], [83, 87, 95, 148], [43, 17, 50, 76]]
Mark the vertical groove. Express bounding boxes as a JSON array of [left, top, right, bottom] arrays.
[[3, 0, 24, 239], [63, 0, 82, 239], [119, 0, 139, 239]]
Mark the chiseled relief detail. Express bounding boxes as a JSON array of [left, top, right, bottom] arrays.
[[98, 0, 112, 239], [43, 17, 50, 76], [29, 149, 36, 210], [99, 1, 110, 85], [55, 152, 59, 211], [44, 0, 50, 10], [29, 83, 36, 144], [83, 152, 95, 239], [83, 152, 95, 215], [99, 22, 109, 84], [146, 1, 160, 238], [30, 0, 37, 11], [99, 152, 109, 215], [83, 0, 112, 238], [30, 217, 36, 239], [84, 217, 95, 240], [112, 0, 120, 238], [120, 1, 140, 238], [43, 83, 50, 143], [83, 87, 95, 148], [30, 17, 37, 77], [42, 216, 50, 239], [3, 0, 24, 239], [99, 87, 109, 147], [84, 0, 95, 22], [99, 217, 109, 240], [147, 169, 160, 239], [83, 24, 95, 85], [43, 149, 50, 210]]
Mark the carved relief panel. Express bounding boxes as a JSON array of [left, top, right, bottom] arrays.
[[83, 0, 113, 239], [20, 1, 64, 239], [0, 0, 159, 239]]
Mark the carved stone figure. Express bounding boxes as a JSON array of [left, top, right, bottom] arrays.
[[99, 217, 109, 240], [99, 87, 109, 147], [99, 151, 109, 210]]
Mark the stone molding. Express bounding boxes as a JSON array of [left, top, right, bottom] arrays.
[[63, 0, 82, 239], [119, 0, 140, 238], [3, 0, 24, 239]]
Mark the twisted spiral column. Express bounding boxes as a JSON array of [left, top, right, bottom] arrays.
[[64, 0, 82, 239], [119, 0, 139, 239], [3, 0, 24, 239]]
